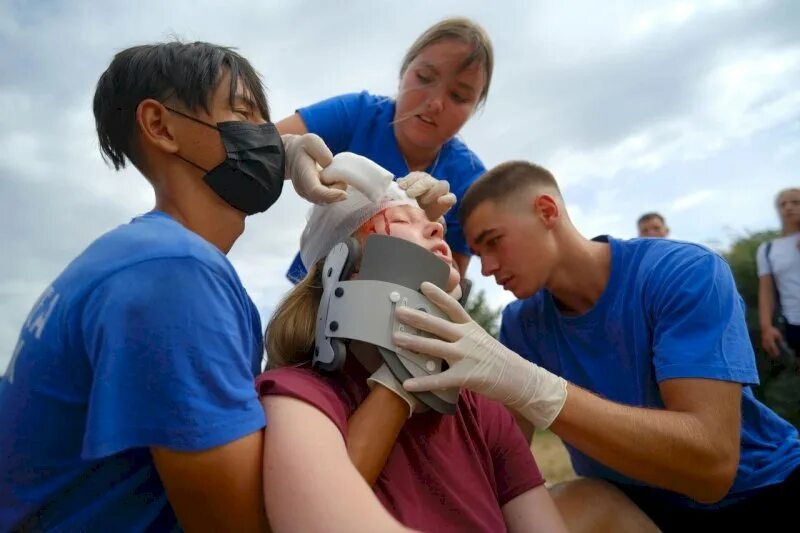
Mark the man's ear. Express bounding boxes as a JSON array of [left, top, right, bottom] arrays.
[[532, 193, 560, 229], [136, 99, 179, 156]]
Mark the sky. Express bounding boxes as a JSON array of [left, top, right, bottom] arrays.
[[1, 0, 798, 371]]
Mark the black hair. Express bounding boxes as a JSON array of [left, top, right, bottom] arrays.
[[93, 41, 270, 171]]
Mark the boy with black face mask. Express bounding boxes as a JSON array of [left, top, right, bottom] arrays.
[[0, 41, 344, 531]]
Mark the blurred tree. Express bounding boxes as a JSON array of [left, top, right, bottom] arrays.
[[724, 229, 800, 428], [465, 289, 501, 339]]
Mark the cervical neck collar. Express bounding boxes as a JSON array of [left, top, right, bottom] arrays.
[[313, 234, 460, 414]]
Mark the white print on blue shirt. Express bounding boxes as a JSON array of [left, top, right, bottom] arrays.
[[6, 285, 60, 384]]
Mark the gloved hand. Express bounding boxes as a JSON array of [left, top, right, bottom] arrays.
[[393, 282, 568, 428], [282, 133, 347, 204], [448, 282, 462, 302], [397, 172, 457, 222], [367, 364, 427, 418], [320, 152, 394, 202]]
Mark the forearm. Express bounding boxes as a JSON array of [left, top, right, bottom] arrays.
[[758, 281, 775, 329], [346, 385, 408, 485], [550, 384, 738, 503], [275, 113, 308, 135]]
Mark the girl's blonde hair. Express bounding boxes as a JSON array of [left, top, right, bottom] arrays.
[[267, 222, 373, 368], [265, 262, 323, 369], [400, 17, 494, 107]]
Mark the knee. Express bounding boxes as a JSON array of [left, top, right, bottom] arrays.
[[550, 478, 659, 533]]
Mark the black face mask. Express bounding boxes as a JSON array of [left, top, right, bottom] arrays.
[[165, 106, 285, 215]]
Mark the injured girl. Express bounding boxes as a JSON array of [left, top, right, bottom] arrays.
[[257, 156, 566, 532]]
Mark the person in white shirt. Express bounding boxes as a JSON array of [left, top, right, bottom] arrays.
[[757, 187, 800, 359]]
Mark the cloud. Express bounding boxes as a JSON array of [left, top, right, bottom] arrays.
[[671, 190, 717, 212]]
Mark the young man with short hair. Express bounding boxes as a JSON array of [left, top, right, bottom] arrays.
[[394, 161, 800, 531], [0, 41, 342, 531]]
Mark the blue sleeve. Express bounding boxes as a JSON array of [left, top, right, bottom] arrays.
[[286, 251, 307, 284], [648, 251, 758, 384], [80, 257, 265, 459], [443, 145, 486, 256], [297, 91, 370, 154]]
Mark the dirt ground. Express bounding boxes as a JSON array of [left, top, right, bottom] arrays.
[[530, 430, 577, 486]]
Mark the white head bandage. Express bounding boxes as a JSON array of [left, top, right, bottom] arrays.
[[298, 151, 423, 269], [300, 179, 420, 270]]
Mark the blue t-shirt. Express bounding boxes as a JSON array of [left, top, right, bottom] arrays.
[[500, 236, 800, 508], [0, 211, 265, 531], [286, 91, 486, 282]]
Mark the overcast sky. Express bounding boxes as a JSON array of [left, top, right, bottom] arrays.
[[1, 0, 798, 371]]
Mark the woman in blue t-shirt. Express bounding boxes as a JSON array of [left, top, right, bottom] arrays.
[[278, 17, 493, 282]]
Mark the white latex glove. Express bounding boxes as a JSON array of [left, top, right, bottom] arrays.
[[393, 282, 568, 429], [320, 152, 394, 202], [282, 133, 347, 204], [448, 282, 462, 302], [396, 172, 457, 222], [367, 364, 426, 418]]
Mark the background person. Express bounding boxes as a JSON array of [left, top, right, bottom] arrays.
[[637, 211, 670, 238], [757, 187, 800, 360]]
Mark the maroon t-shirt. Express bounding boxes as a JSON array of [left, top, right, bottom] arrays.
[[256, 361, 544, 532]]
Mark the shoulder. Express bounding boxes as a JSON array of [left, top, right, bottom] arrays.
[[78, 212, 235, 283], [755, 240, 772, 265], [615, 239, 741, 317], [615, 237, 726, 280], [256, 366, 353, 437], [79, 251, 256, 350], [53, 213, 243, 313], [303, 91, 390, 117]]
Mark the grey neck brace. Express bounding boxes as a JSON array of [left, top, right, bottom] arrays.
[[313, 234, 461, 414]]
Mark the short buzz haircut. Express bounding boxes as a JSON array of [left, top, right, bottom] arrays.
[[458, 160, 561, 226], [637, 212, 666, 226], [93, 41, 270, 171]]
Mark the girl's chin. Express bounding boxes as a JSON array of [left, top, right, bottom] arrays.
[[447, 270, 462, 294]]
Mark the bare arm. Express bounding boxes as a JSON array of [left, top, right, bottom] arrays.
[[262, 396, 411, 532], [346, 385, 409, 485], [550, 378, 741, 504], [758, 275, 783, 357], [151, 431, 269, 533], [275, 113, 308, 135], [502, 485, 567, 533]]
